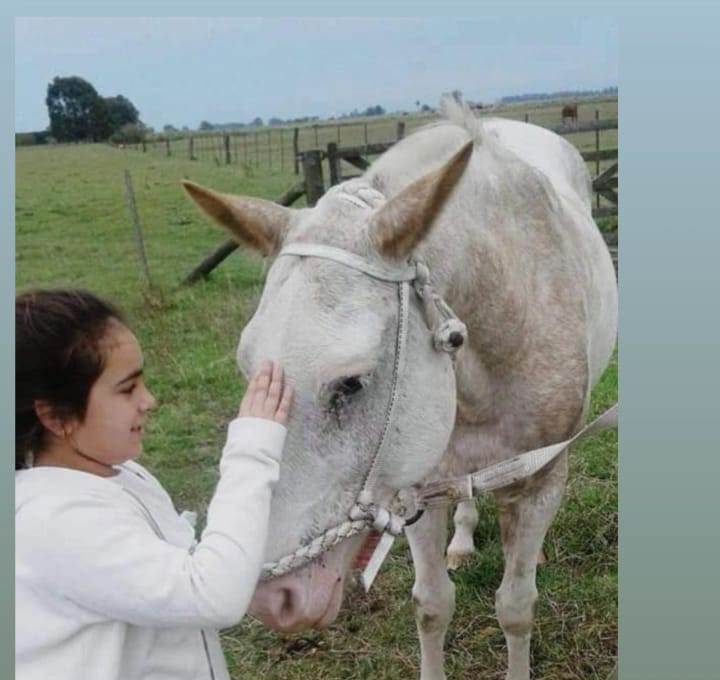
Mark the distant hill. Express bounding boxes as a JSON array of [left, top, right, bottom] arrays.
[[499, 86, 617, 104]]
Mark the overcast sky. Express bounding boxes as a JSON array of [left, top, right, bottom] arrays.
[[15, 17, 617, 132]]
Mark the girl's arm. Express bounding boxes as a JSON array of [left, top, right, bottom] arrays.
[[19, 362, 294, 629]]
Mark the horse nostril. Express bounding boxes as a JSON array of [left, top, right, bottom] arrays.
[[449, 331, 464, 348], [279, 588, 294, 619]]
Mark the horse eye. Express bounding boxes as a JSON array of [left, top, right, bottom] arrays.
[[327, 376, 364, 414], [337, 376, 363, 396]]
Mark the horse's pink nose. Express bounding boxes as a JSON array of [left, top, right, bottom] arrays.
[[249, 578, 308, 632]]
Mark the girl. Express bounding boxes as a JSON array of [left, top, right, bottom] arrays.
[[15, 288, 293, 680]]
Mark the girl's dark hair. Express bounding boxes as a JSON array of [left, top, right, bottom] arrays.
[[15, 289, 126, 469]]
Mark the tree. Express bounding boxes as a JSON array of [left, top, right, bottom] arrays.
[[251, 117, 264, 127], [88, 97, 113, 141], [104, 95, 140, 133], [199, 120, 214, 131], [364, 105, 385, 116], [46, 76, 107, 142], [163, 124, 178, 133]]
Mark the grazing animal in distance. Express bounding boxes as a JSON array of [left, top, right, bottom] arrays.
[[562, 102, 579, 123]]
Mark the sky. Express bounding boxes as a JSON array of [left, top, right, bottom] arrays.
[[15, 17, 617, 133]]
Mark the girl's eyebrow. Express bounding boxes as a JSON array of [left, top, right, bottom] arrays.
[[115, 368, 143, 387]]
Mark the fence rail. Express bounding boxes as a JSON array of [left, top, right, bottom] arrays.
[[120, 109, 617, 175]]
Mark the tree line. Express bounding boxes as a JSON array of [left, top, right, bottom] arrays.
[[44, 76, 145, 143], [179, 105, 389, 134], [500, 86, 618, 104]]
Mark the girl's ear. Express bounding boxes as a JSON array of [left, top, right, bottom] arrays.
[[34, 400, 70, 439]]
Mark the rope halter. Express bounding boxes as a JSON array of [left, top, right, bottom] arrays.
[[259, 185, 466, 583], [256, 182, 618, 590]]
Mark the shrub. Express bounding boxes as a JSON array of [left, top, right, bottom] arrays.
[[15, 131, 51, 147], [110, 122, 149, 145]]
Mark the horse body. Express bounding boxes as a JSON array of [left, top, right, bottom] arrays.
[[183, 99, 617, 680], [367, 111, 615, 470]]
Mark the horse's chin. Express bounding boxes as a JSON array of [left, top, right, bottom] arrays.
[[249, 532, 370, 633]]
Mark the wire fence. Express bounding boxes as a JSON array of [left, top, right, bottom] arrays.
[[120, 101, 617, 220], [121, 98, 618, 176]]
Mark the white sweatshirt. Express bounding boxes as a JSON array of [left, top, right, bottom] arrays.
[[15, 416, 287, 680]]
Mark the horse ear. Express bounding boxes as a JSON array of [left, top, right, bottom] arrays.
[[182, 180, 292, 256], [369, 141, 473, 259]]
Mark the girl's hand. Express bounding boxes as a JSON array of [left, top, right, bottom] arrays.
[[238, 360, 294, 425]]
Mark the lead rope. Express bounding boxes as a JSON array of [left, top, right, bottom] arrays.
[[418, 403, 619, 508], [259, 400, 618, 584]]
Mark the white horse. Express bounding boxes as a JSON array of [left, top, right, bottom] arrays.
[[183, 97, 617, 680]]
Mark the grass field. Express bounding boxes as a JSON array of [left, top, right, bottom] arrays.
[[15, 105, 617, 679]]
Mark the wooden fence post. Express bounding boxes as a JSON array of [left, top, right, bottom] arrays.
[[165, 138, 171, 157], [255, 132, 260, 166], [293, 127, 300, 174], [123, 170, 152, 288], [224, 134, 231, 164], [327, 143, 342, 186], [189, 137, 195, 160], [314, 124, 319, 147], [396, 121, 405, 140], [280, 129, 285, 170], [268, 129, 272, 168], [301, 150, 325, 206]]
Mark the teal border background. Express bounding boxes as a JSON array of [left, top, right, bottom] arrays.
[[1, 10, 13, 680], [5, 4, 720, 679], [620, 6, 720, 679]]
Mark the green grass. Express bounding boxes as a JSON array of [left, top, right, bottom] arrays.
[[16, 114, 617, 679]]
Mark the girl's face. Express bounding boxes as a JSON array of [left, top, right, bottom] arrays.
[[69, 322, 156, 467]]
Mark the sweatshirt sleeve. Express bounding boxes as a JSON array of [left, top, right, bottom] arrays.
[[17, 417, 286, 629]]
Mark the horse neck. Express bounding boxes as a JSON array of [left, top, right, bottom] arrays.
[[417, 212, 531, 369]]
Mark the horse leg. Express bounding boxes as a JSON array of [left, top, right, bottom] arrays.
[[407, 505, 454, 680], [494, 454, 568, 680], [446, 499, 479, 570]]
